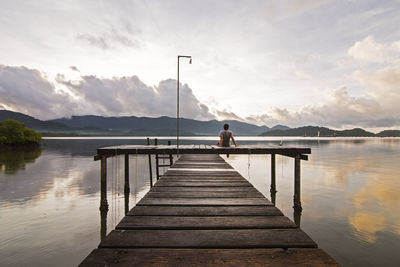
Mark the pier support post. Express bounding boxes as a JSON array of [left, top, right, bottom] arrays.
[[124, 154, 130, 195], [293, 155, 302, 211], [155, 138, 160, 180], [270, 154, 277, 193], [146, 138, 153, 187], [100, 156, 108, 211], [100, 208, 107, 241], [168, 140, 173, 165]]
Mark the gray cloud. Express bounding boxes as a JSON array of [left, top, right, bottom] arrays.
[[0, 65, 214, 120], [76, 27, 140, 50], [0, 65, 75, 120], [57, 75, 214, 120], [70, 66, 80, 72]]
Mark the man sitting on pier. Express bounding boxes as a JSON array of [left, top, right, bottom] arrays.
[[218, 123, 238, 148]]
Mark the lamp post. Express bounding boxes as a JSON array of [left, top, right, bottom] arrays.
[[177, 55, 192, 154]]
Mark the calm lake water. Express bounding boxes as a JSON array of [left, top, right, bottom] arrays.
[[1, 137, 399, 266]]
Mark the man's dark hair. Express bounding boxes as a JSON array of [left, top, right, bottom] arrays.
[[223, 124, 229, 130]]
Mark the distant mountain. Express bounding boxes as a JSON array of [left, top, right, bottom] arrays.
[[1, 110, 273, 136], [376, 130, 400, 137], [0, 110, 69, 131], [6, 110, 397, 137], [50, 115, 271, 136], [260, 126, 376, 137], [270, 124, 291, 131]]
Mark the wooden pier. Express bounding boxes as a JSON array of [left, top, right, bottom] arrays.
[[95, 144, 311, 212], [81, 151, 338, 266]]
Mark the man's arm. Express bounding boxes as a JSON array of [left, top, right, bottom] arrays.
[[218, 136, 223, 147], [231, 135, 238, 147]]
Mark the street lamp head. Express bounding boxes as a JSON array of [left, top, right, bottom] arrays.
[[189, 58, 192, 64]]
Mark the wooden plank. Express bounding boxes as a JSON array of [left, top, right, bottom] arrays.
[[145, 191, 264, 198], [150, 186, 260, 192], [137, 198, 272, 206], [154, 181, 253, 187], [80, 248, 339, 267], [171, 165, 233, 169], [162, 172, 243, 177], [127, 205, 283, 216], [99, 229, 317, 248], [116, 216, 296, 229], [161, 175, 247, 181], [158, 179, 248, 183]]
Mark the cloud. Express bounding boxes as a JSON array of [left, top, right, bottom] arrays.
[[348, 36, 400, 64], [57, 76, 214, 120], [76, 27, 140, 50], [70, 66, 80, 72], [0, 65, 75, 120], [295, 70, 312, 79], [247, 86, 399, 129], [0, 65, 215, 121], [215, 110, 244, 121]]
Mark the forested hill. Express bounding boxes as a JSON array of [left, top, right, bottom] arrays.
[[0, 110, 273, 136], [260, 126, 400, 137], [49, 115, 272, 135]]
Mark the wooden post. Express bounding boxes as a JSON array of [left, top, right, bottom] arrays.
[[293, 155, 302, 211], [168, 140, 173, 165], [270, 154, 277, 193], [270, 190, 276, 206], [294, 207, 302, 227], [124, 189, 129, 215], [124, 154, 130, 195], [100, 209, 107, 241], [146, 138, 153, 187], [100, 156, 108, 211], [155, 138, 160, 180]]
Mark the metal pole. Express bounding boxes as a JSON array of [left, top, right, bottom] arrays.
[[177, 56, 180, 154], [177, 55, 191, 155]]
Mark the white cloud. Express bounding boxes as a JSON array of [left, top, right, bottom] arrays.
[[248, 86, 399, 129], [295, 70, 312, 79], [348, 36, 400, 64]]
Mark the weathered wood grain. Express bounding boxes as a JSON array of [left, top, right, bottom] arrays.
[[137, 197, 272, 206], [99, 229, 317, 248], [145, 191, 264, 198], [127, 205, 283, 216], [154, 181, 252, 187], [116, 216, 297, 229], [83, 153, 339, 266], [80, 248, 339, 267], [149, 186, 260, 192]]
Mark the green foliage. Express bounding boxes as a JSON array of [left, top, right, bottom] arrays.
[[0, 119, 42, 145], [0, 146, 42, 174]]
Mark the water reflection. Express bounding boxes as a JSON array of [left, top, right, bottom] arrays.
[[1, 137, 400, 267], [0, 146, 41, 174]]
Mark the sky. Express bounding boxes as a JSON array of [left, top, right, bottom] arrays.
[[0, 0, 399, 131]]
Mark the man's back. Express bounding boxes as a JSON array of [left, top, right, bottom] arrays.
[[219, 130, 233, 147]]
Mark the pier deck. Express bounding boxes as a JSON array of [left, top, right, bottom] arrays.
[[80, 154, 338, 266]]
